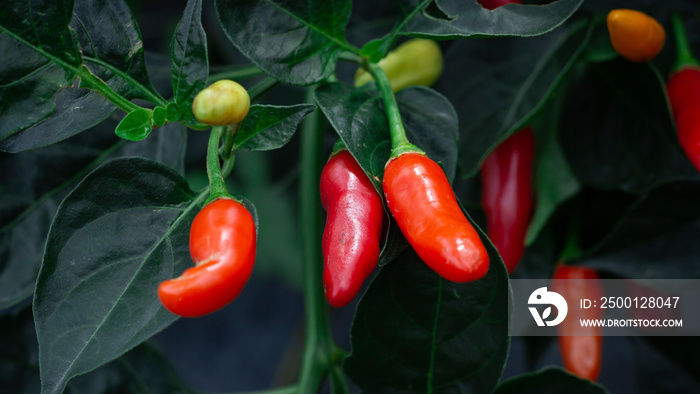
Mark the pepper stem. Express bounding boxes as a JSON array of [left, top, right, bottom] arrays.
[[206, 126, 231, 203], [365, 61, 421, 158], [672, 13, 700, 71]]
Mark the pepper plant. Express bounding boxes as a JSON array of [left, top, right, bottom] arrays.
[[2, 0, 700, 393]]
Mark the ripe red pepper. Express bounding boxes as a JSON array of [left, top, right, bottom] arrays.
[[480, 127, 535, 273], [478, 0, 521, 11], [667, 15, 700, 172], [320, 150, 384, 307], [158, 198, 257, 317], [552, 265, 603, 381], [383, 152, 489, 282]]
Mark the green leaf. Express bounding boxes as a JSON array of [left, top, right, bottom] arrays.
[[215, 0, 356, 85], [559, 60, 700, 194], [0, 0, 80, 141], [495, 367, 608, 394], [402, 0, 584, 39], [33, 157, 203, 394], [72, 0, 163, 105], [345, 212, 509, 392], [115, 108, 153, 141], [525, 94, 581, 246], [171, 0, 208, 126], [438, 20, 592, 176], [166, 102, 182, 122], [0, 87, 115, 153], [574, 181, 700, 279], [153, 106, 167, 127], [0, 124, 186, 311], [234, 104, 315, 151]]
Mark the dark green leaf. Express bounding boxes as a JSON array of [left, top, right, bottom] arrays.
[[68, 342, 196, 394], [215, 0, 355, 85], [0, 123, 187, 311], [234, 104, 315, 151], [171, 0, 208, 126], [345, 215, 509, 393], [115, 108, 153, 141], [559, 60, 700, 194], [72, 0, 163, 104], [0, 87, 115, 153], [495, 367, 607, 394], [574, 181, 700, 279], [34, 157, 203, 394], [437, 20, 592, 176], [525, 95, 581, 245], [402, 0, 584, 39]]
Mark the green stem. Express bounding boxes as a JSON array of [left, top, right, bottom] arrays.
[[207, 65, 265, 83], [221, 123, 241, 160], [221, 154, 235, 179], [248, 77, 281, 102], [206, 126, 230, 202], [234, 385, 298, 394], [78, 66, 141, 113], [672, 13, 700, 71], [84, 56, 168, 107], [298, 85, 335, 392], [365, 62, 420, 158]]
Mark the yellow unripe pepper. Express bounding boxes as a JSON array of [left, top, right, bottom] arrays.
[[607, 9, 666, 63], [192, 80, 251, 126], [355, 39, 443, 92]]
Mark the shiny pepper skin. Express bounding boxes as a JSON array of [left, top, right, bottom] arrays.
[[667, 67, 700, 172], [552, 265, 603, 381], [320, 150, 384, 307], [354, 38, 443, 92], [158, 198, 257, 317], [478, 0, 521, 11], [607, 9, 665, 63], [480, 127, 535, 273], [192, 79, 251, 126], [383, 153, 489, 282]]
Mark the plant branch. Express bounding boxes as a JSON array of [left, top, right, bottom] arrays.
[[297, 84, 335, 392], [208, 65, 265, 83], [248, 77, 281, 102], [206, 126, 230, 202]]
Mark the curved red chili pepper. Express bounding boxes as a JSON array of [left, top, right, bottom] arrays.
[[480, 127, 535, 273], [158, 198, 257, 317], [667, 67, 700, 172], [383, 152, 489, 282], [320, 150, 384, 308], [552, 265, 603, 381]]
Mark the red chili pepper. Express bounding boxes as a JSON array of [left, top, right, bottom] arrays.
[[667, 14, 700, 172], [480, 127, 535, 273], [158, 198, 257, 317], [478, 0, 521, 11], [320, 150, 384, 307], [383, 152, 489, 282], [552, 265, 603, 381]]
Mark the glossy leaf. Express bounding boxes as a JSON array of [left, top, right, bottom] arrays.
[[437, 20, 592, 176], [115, 108, 153, 141], [215, 0, 355, 85], [495, 367, 607, 394], [0, 0, 80, 141], [72, 0, 162, 104], [0, 122, 186, 311], [234, 104, 315, 151], [0, 88, 115, 153], [403, 0, 584, 39], [559, 60, 700, 194], [171, 0, 208, 125], [33, 157, 201, 394], [345, 212, 509, 393]]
